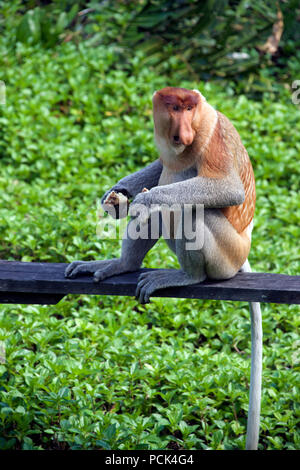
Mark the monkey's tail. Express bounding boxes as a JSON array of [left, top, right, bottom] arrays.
[[240, 259, 263, 450]]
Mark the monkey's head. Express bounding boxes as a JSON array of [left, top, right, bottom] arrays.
[[152, 87, 202, 156]]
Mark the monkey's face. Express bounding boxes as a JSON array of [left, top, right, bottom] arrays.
[[153, 87, 200, 155]]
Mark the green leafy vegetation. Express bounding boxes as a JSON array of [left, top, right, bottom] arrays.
[[0, 0, 299, 451], [2, 0, 300, 96]]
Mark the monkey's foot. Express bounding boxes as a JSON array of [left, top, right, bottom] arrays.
[[136, 269, 206, 304], [65, 259, 128, 282]]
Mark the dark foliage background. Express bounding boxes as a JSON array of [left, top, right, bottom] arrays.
[[2, 0, 300, 94]]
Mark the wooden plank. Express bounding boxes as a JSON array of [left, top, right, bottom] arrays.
[[0, 292, 64, 305], [0, 261, 299, 305]]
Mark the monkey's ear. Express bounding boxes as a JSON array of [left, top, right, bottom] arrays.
[[192, 89, 206, 101]]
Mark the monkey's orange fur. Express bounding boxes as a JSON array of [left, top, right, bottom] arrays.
[[155, 87, 256, 235]]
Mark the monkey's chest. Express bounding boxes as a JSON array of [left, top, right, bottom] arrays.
[[158, 165, 197, 186], [158, 165, 198, 239]]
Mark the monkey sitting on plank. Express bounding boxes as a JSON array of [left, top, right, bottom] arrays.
[[65, 87, 256, 304]]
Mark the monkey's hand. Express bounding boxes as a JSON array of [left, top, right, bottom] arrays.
[[101, 188, 130, 219], [129, 190, 159, 225], [65, 258, 128, 282]]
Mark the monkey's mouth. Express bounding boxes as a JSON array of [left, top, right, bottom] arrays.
[[172, 142, 186, 155]]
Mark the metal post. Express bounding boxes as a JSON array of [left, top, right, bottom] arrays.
[[240, 260, 263, 450]]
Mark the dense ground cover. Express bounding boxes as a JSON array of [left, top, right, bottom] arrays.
[[0, 6, 299, 451]]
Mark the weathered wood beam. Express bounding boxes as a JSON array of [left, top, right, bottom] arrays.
[[0, 261, 299, 305]]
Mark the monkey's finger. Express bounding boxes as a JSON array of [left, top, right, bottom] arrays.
[[65, 261, 85, 277], [137, 271, 154, 282], [137, 270, 179, 303], [66, 260, 113, 278], [135, 277, 150, 299], [137, 283, 151, 304], [137, 279, 158, 304], [138, 283, 155, 304], [94, 267, 115, 282], [93, 260, 124, 282], [66, 264, 95, 278], [136, 271, 159, 297], [136, 270, 168, 300]]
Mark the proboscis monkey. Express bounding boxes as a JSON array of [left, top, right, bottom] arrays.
[[65, 87, 262, 449], [65, 87, 256, 304]]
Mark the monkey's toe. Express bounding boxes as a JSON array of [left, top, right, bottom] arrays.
[[65, 260, 119, 279], [93, 266, 116, 282], [135, 270, 167, 304], [135, 269, 205, 304], [65, 261, 86, 278], [93, 259, 127, 282]]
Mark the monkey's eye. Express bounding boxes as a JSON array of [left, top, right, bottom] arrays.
[[187, 106, 193, 111], [173, 105, 179, 111]]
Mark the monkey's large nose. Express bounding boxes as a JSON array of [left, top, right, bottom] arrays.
[[171, 116, 195, 146], [181, 134, 193, 146], [175, 132, 193, 146]]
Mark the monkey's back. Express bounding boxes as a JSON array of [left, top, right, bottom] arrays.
[[218, 112, 256, 234]]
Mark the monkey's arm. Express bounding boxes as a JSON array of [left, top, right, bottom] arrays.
[[101, 159, 163, 202], [131, 172, 245, 211]]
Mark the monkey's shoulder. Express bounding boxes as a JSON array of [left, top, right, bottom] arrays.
[[217, 111, 249, 162]]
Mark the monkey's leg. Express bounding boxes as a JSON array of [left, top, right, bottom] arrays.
[[136, 212, 207, 304], [65, 215, 161, 282]]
